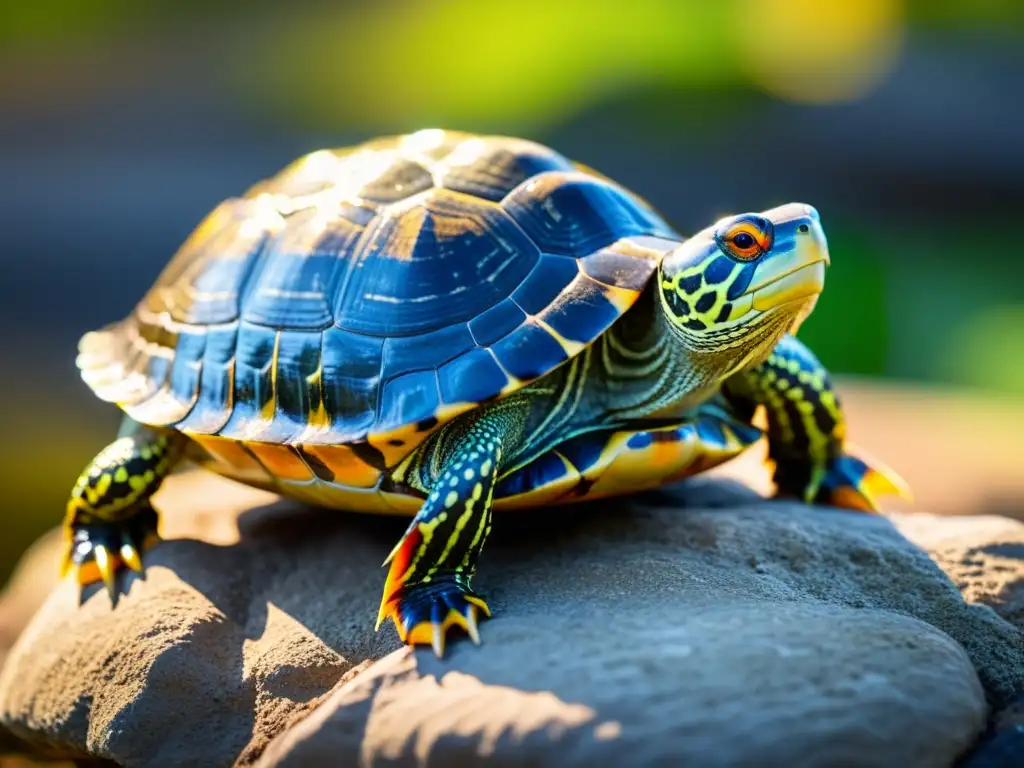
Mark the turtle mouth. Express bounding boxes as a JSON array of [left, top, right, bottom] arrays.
[[746, 260, 827, 311]]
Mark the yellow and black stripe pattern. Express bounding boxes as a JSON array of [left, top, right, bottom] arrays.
[[376, 413, 505, 657], [66, 430, 182, 524], [63, 424, 187, 597], [724, 333, 907, 510]]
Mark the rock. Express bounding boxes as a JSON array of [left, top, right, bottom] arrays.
[[0, 529, 63, 673], [892, 512, 1024, 632], [892, 513, 1024, 767], [0, 471, 1017, 767], [255, 605, 983, 768]]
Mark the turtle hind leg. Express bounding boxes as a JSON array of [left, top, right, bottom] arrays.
[[376, 408, 510, 657], [62, 421, 187, 601]]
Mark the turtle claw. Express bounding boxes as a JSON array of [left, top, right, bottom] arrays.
[[378, 578, 491, 658], [120, 542, 144, 574], [93, 544, 117, 600], [64, 505, 160, 601]]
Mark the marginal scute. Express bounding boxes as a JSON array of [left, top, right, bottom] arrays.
[[536, 273, 624, 346], [318, 326, 384, 440], [123, 328, 205, 426], [219, 323, 280, 441], [580, 235, 678, 291], [175, 324, 238, 435], [271, 330, 324, 429], [490, 319, 569, 382], [437, 347, 510, 406], [492, 419, 759, 509], [491, 450, 580, 508], [77, 130, 685, 453], [378, 369, 440, 434]]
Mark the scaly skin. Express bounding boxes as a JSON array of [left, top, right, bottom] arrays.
[[62, 420, 186, 599], [723, 334, 908, 509]]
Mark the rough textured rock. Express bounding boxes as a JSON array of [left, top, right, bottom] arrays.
[[0, 530, 62, 673], [255, 605, 982, 768], [0, 471, 1018, 767], [893, 513, 1024, 632], [892, 513, 1024, 768]]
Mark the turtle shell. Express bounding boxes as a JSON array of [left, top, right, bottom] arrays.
[[77, 130, 681, 451]]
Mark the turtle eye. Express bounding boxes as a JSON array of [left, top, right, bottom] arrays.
[[732, 232, 756, 249], [717, 217, 773, 262]]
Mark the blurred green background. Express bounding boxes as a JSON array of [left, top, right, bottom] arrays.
[[0, 0, 1022, 581]]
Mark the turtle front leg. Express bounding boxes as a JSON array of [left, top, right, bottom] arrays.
[[723, 334, 909, 511], [376, 405, 524, 657], [62, 419, 187, 599]]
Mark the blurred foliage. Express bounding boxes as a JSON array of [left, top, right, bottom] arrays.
[[795, 223, 890, 377]]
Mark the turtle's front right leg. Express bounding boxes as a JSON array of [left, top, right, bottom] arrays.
[[62, 420, 187, 599]]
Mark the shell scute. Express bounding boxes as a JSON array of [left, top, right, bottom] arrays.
[[150, 197, 279, 327], [78, 130, 681, 452], [438, 347, 510, 406], [501, 171, 675, 257], [239, 206, 353, 331], [332, 187, 540, 337], [437, 136, 576, 202], [272, 329, 325, 429], [467, 298, 527, 348], [537, 274, 622, 346], [218, 322, 280, 441], [490, 319, 570, 382], [509, 255, 581, 315], [377, 370, 440, 434], [319, 326, 384, 440], [380, 323, 475, 386]]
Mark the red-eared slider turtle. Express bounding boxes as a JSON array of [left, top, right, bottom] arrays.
[[68, 129, 908, 656]]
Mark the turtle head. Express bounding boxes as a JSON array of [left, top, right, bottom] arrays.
[[658, 203, 829, 376]]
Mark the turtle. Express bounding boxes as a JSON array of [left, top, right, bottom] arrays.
[[67, 129, 908, 656]]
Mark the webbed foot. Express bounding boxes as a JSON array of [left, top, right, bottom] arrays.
[[61, 505, 160, 601], [377, 578, 491, 658], [776, 447, 910, 512], [817, 450, 911, 512]]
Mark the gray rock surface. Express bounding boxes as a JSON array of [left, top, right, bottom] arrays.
[[893, 512, 1024, 632], [0, 471, 1018, 767], [892, 513, 1024, 768], [255, 604, 983, 768]]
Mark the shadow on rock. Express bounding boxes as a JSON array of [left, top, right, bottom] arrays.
[[0, 473, 1020, 767]]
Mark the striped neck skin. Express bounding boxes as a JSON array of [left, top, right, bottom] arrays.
[[597, 284, 760, 423], [603, 204, 829, 422]]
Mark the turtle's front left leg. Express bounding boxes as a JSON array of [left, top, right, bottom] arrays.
[[723, 334, 909, 511], [62, 419, 187, 599], [377, 402, 526, 657]]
